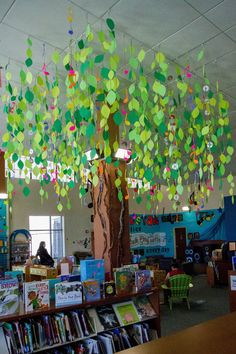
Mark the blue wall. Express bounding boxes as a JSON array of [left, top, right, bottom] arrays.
[[129, 209, 225, 258]]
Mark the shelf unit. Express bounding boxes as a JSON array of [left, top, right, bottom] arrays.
[[10, 229, 32, 269], [0, 287, 160, 353], [0, 199, 8, 273]]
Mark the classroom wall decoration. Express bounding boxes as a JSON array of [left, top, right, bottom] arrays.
[[1, 12, 234, 211], [130, 210, 225, 258]]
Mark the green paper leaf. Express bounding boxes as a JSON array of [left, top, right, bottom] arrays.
[[138, 49, 146, 63], [115, 178, 121, 188], [25, 58, 32, 67], [53, 119, 62, 133], [113, 111, 123, 126], [227, 146, 234, 156], [128, 111, 139, 124], [106, 90, 116, 105], [86, 123, 95, 137], [95, 54, 104, 63], [156, 52, 165, 63], [118, 190, 123, 202], [57, 203, 63, 212], [144, 168, 153, 182], [92, 174, 99, 187], [201, 126, 209, 136], [78, 39, 84, 49], [25, 89, 34, 103], [101, 104, 110, 119], [106, 18, 115, 31], [23, 186, 30, 197], [197, 49, 204, 61], [52, 51, 60, 64]]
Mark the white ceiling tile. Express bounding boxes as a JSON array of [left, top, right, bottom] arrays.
[[110, 0, 200, 47], [156, 17, 220, 59], [71, 0, 119, 17], [177, 33, 236, 70], [0, 23, 53, 68], [205, 0, 236, 30], [3, 0, 96, 50], [0, 0, 15, 22], [225, 25, 236, 41], [185, 0, 224, 14]]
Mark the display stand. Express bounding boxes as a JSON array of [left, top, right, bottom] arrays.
[[0, 288, 160, 353], [10, 229, 32, 269]]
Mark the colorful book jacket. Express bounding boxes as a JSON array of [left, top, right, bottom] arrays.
[[114, 270, 133, 295], [0, 279, 19, 315], [80, 259, 105, 283], [113, 301, 140, 326], [96, 305, 120, 330], [24, 281, 49, 312], [133, 295, 156, 320], [55, 281, 83, 307], [134, 270, 152, 291], [83, 279, 100, 302]]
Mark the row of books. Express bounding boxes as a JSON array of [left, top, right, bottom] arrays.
[[2, 322, 158, 354], [2, 296, 157, 353]]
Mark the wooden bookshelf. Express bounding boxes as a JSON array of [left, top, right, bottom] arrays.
[[0, 287, 161, 353]]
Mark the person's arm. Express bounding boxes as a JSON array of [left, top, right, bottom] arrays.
[[165, 272, 170, 285]]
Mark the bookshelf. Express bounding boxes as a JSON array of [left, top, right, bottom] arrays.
[[10, 229, 32, 269], [0, 287, 160, 353]]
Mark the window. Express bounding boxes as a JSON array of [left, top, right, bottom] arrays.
[[29, 216, 65, 259]]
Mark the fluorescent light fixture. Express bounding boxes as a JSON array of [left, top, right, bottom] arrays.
[[0, 193, 8, 199], [182, 206, 189, 211]]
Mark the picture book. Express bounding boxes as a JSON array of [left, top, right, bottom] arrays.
[[5, 270, 24, 296], [0, 279, 19, 315], [96, 305, 120, 330], [55, 281, 83, 307], [83, 279, 100, 302], [135, 270, 152, 291], [24, 281, 49, 312], [103, 281, 116, 297], [133, 295, 156, 320], [113, 301, 140, 326], [114, 270, 133, 295], [80, 259, 105, 283], [48, 278, 61, 301]]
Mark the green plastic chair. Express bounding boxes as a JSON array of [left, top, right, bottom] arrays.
[[162, 274, 193, 310]]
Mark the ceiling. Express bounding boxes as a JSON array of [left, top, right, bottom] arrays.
[[0, 0, 236, 132]]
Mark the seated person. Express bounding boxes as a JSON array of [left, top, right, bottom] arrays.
[[163, 261, 184, 304], [36, 241, 54, 267]]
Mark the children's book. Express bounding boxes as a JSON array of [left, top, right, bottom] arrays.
[[24, 281, 50, 312], [133, 295, 156, 320], [134, 270, 152, 291], [114, 270, 133, 295], [55, 281, 83, 307], [48, 278, 61, 301], [112, 301, 140, 326], [83, 279, 100, 302], [80, 259, 105, 283], [0, 279, 19, 315], [5, 270, 24, 296], [96, 305, 120, 330]]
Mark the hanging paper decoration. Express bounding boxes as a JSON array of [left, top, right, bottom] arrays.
[[1, 16, 234, 211]]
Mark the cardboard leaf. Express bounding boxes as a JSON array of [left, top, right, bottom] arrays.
[[197, 49, 204, 61]]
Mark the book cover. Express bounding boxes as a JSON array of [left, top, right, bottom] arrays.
[[135, 270, 152, 291], [133, 295, 156, 320], [24, 281, 49, 312], [83, 279, 101, 302], [96, 305, 120, 330], [114, 270, 133, 295], [48, 278, 61, 301], [55, 281, 83, 307], [0, 278, 19, 315], [103, 281, 116, 297], [113, 301, 140, 326], [80, 259, 105, 283]]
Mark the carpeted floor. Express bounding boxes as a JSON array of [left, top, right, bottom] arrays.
[[160, 275, 229, 336]]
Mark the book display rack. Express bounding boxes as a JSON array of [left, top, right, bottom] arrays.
[[0, 288, 160, 354]]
